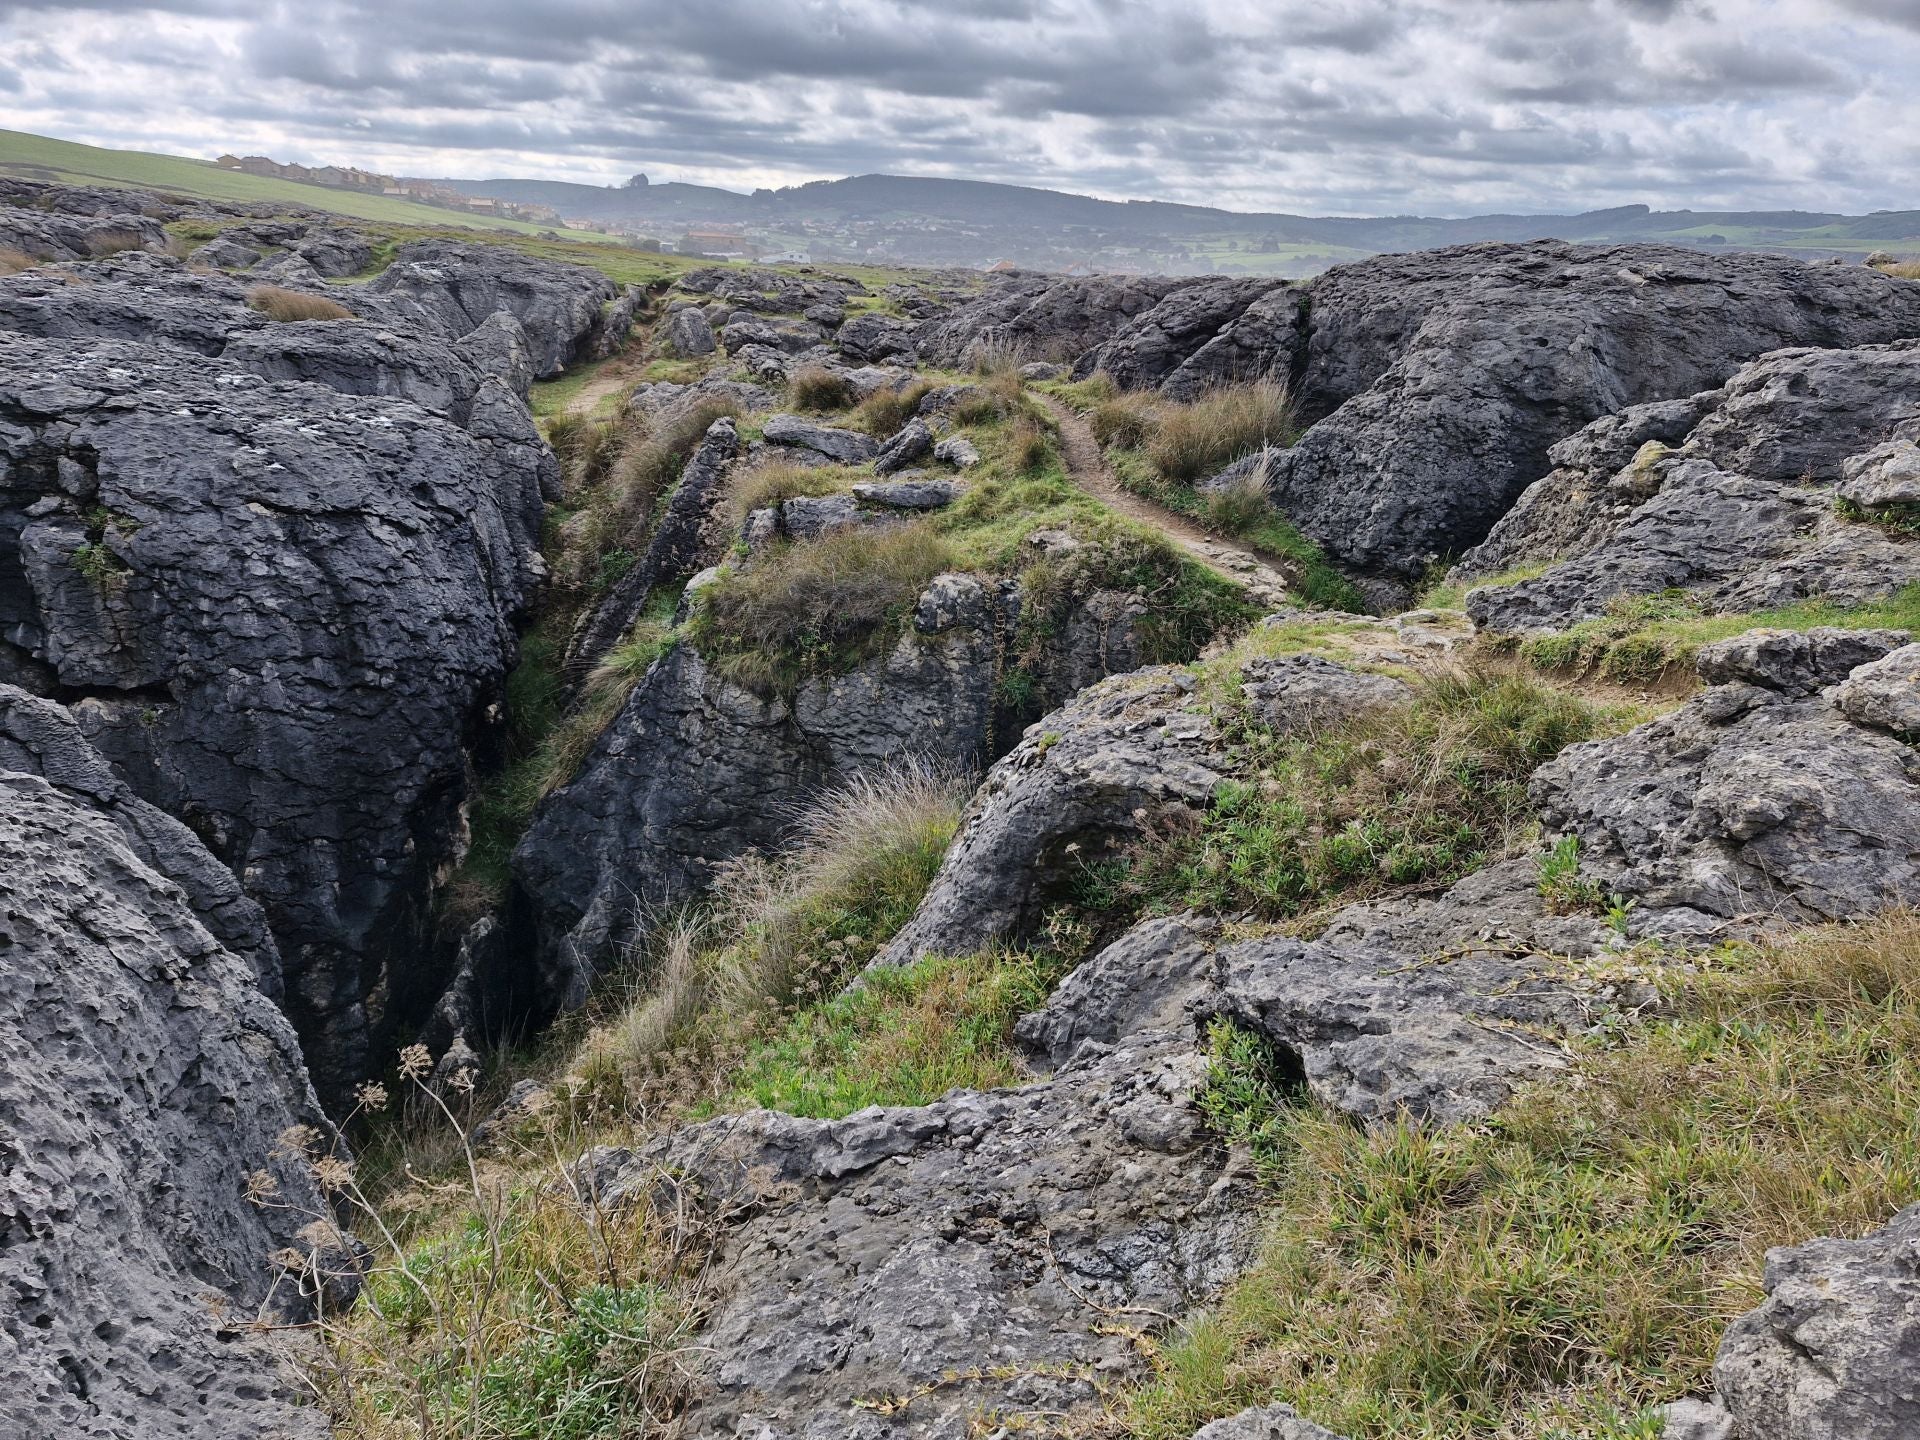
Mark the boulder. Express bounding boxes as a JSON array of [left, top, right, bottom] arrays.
[[834, 310, 915, 363], [290, 226, 374, 278], [933, 433, 981, 468], [871, 417, 933, 474], [666, 305, 717, 358], [359, 239, 620, 377], [1459, 340, 1920, 634], [760, 412, 879, 464], [1188, 1406, 1353, 1440], [1832, 643, 1920, 736], [0, 331, 547, 1098], [1666, 1201, 1920, 1440], [1074, 276, 1301, 396], [0, 705, 337, 1440], [913, 272, 1184, 367], [851, 477, 958, 511], [721, 315, 825, 355], [1838, 436, 1920, 510], [1256, 242, 1920, 580]]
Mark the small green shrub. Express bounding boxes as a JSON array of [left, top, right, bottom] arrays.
[[687, 522, 957, 691], [246, 284, 353, 322], [1007, 413, 1052, 473], [1837, 494, 1920, 537], [1536, 833, 1603, 912]]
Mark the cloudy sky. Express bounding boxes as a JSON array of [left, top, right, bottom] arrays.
[[0, 0, 1914, 216]]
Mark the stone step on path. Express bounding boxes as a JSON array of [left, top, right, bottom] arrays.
[[1036, 392, 1299, 611]]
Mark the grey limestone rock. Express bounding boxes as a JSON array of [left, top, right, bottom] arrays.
[[1832, 643, 1920, 736], [834, 310, 915, 363], [760, 412, 880, 464], [0, 330, 546, 1096], [851, 476, 958, 510], [1667, 1202, 1920, 1440], [0, 727, 337, 1440], [666, 305, 717, 358], [1838, 436, 1920, 510], [933, 433, 981, 468], [1074, 276, 1301, 397], [1258, 242, 1920, 579], [871, 417, 933, 474], [721, 314, 826, 355], [912, 272, 1184, 367], [1187, 1405, 1353, 1440]]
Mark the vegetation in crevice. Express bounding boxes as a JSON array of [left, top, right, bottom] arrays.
[[1098, 663, 1625, 928], [1124, 912, 1920, 1440], [1498, 583, 1920, 686], [246, 282, 353, 321]]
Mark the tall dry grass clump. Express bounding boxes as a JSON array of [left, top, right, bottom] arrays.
[[964, 332, 1030, 378], [853, 377, 936, 436], [1147, 377, 1294, 482], [0, 246, 36, 276], [788, 364, 855, 412], [247, 284, 354, 322], [83, 228, 146, 258]]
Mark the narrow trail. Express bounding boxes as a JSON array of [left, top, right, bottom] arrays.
[[1035, 393, 1299, 611], [564, 360, 640, 418]]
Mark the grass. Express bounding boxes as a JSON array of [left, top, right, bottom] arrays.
[[1124, 911, 1920, 1440], [1506, 583, 1920, 685], [788, 364, 856, 412], [246, 283, 354, 322], [1873, 259, 1920, 280], [852, 377, 937, 436], [1417, 562, 1555, 612], [686, 522, 957, 693], [714, 949, 1064, 1117], [0, 125, 626, 241], [721, 460, 857, 537], [1106, 664, 1621, 925], [1837, 494, 1920, 538], [0, 245, 33, 274]]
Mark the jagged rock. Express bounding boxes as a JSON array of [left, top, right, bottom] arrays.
[[1460, 340, 1920, 630], [835, 310, 915, 363], [570, 418, 739, 670], [1832, 643, 1920, 736], [0, 196, 168, 262], [666, 306, 717, 357], [760, 413, 879, 464], [879, 668, 1226, 966], [841, 363, 915, 397], [360, 239, 619, 377], [677, 266, 865, 317], [1254, 242, 1920, 580], [629, 375, 776, 428], [576, 921, 1258, 1440], [589, 284, 646, 360], [851, 477, 957, 510], [913, 273, 1184, 367], [1531, 641, 1920, 924], [871, 417, 933, 474], [290, 226, 374, 278], [1838, 436, 1920, 509], [0, 250, 274, 355], [1014, 915, 1222, 1069], [0, 685, 284, 996], [722, 315, 825, 355], [0, 331, 546, 1097], [1666, 1201, 1920, 1440], [1188, 1405, 1353, 1440], [1074, 276, 1298, 395], [1239, 654, 1411, 731], [731, 340, 801, 382], [0, 716, 337, 1440], [190, 233, 265, 270], [1020, 361, 1066, 381], [933, 433, 980, 468], [1693, 627, 1910, 697]]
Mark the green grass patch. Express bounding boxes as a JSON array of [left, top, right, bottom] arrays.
[[1124, 912, 1920, 1440], [1107, 666, 1623, 925], [1509, 584, 1920, 685], [1417, 561, 1555, 612], [716, 949, 1065, 1118], [1837, 494, 1920, 538]]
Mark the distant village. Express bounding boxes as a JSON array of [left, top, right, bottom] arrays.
[[215, 153, 566, 225]]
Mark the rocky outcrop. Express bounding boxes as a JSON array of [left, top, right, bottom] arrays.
[[0, 695, 338, 1440], [666, 305, 717, 357], [1075, 277, 1303, 399], [760, 413, 879, 464], [835, 310, 915, 363], [0, 187, 168, 262], [1458, 341, 1920, 633], [913, 273, 1184, 367], [568, 417, 740, 671], [0, 331, 547, 1096], [1666, 1202, 1920, 1440], [572, 915, 1259, 1440], [1258, 242, 1920, 581], [360, 239, 623, 377]]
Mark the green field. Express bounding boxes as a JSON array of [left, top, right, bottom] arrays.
[[0, 127, 623, 242]]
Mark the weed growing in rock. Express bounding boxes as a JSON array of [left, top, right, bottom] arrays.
[[1126, 911, 1920, 1440], [246, 284, 353, 322]]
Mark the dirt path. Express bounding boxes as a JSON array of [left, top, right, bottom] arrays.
[[1036, 394, 1299, 611], [564, 360, 641, 418]]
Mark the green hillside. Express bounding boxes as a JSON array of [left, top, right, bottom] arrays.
[[0, 128, 620, 241]]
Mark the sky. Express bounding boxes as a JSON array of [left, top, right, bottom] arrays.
[[0, 0, 1915, 217]]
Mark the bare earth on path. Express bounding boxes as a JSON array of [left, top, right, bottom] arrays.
[[1035, 393, 1298, 610]]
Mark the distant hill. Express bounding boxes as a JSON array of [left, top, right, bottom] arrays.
[[430, 170, 1920, 274]]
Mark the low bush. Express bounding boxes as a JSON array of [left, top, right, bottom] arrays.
[[1113, 664, 1616, 923], [687, 522, 957, 691], [1007, 413, 1052, 473], [246, 284, 353, 322], [1125, 911, 1920, 1440], [788, 364, 855, 412]]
